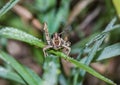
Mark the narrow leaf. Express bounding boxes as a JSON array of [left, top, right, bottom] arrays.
[[25, 67, 42, 84], [0, 50, 40, 85], [0, 0, 19, 18], [50, 51, 116, 85], [86, 17, 120, 47], [0, 66, 25, 84], [42, 55, 60, 85], [97, 43, 120, 61], [0, 27, 45, 48], [75, 17, 119, 84]]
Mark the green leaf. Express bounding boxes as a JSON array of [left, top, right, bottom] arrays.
[[0, 66, 25, 84], [0, 27, 45, 48], [25, 67, 42, 84], [113, 0, 120, 18], [0, 22, 117, 85], [68, 17, 119, 85], [39, 0, 70, 34], [0, 50, 41, 85], [33, 48, 44, 64], [42, 55, 60, 85], [72, 33, 99, 49], [35, 0, 56, 12], [97, 43, 120, 61], [86, 17, 120, 47], [0, 0, 19, 18], [59, 74, 67, 85], [76, 36, 106, 85], [0, 38, 7, 47], [74, 17, 120, 84], [51, 0, 69, 33], [103, 17, 120, 33], [50, 51, 116, 85]]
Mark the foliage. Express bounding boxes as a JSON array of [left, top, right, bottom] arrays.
[[0, 0, 120, 85]]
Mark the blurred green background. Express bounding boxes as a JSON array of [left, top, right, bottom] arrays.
[[0, 0, 120, 85]]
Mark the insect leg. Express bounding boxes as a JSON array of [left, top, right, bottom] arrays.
[[43, 45, 53, 57], [62, 45, 71, 56], [43, 23, 51, 45]]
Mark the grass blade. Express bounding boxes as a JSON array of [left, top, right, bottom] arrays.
[[0, 25, 117, 85], [0, 66, 25, 84], [50, 51, 116, 85], [86, 17, 120, 47], [25, 67, 42, 84], [74, 17, 119, 84], [97, 43, 120, 61], [0, 27, 45, 48], [0, 50, 41, 85], [0, 0, 19, 18], [42, 55, 60, 85], [40, 0, 69, 34]]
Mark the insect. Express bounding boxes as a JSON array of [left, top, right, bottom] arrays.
[[43, 23, 71, 57]]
